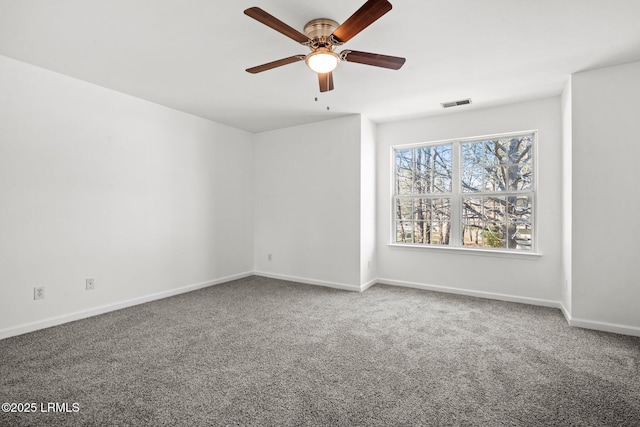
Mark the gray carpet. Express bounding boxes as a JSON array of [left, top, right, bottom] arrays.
[[1, 276, 639, 426]]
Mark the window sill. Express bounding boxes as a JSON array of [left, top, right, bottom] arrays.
[[387, 243, 542, 259]]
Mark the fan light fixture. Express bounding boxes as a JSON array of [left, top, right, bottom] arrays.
[[244, 1, 406, 92], [306, 49, 340, 73]]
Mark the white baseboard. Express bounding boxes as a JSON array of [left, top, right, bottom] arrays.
[[360, 278, 377, 292], [4, 271, 638, 340], [560, 306, 640, 337], [559, 303, 572, 323], [0, 271, 254, 341], [569, 318, 640, 337], [380, 279, 640, 337], [253, 271, 362, 292], [377, 277, 562, 309]]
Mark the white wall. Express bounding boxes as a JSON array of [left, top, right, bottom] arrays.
[[0, 55, 254, 338], [376, 98, 563, 305], [253, 115, 363, 290], [570, 61, 640, 332], [561, 78, 573, 315], [4, 51, 637, 338], [360, 116, 377, 287]]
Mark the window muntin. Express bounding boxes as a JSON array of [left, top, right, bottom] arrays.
[[393, 132, 535, 252]]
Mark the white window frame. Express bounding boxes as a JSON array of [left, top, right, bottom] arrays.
[[390, 130, 540, 256]]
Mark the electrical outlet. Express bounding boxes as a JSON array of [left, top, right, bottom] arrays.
[[86, 278, 95, 290], [368, 260, 371, 269], [34, 287, 45, 300], [268, 253, 272, 261]]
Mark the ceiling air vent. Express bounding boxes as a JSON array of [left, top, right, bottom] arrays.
[[441, 98, 472, 108]]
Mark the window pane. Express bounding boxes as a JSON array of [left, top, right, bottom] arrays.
[[504, 136, 532, 164], [461, 143, 483, 193], [484, 197, 506, 248], [413, 147, 429, 194], [462, 223, 483, 247], [411, 144, 452, 194], [462, 197, 484, 247], [512, 162, 533, 191], [432, 198, 451, 222], [430, 221, 450, 245], [484, 140, 507, 191], [483, 224, 505, 248], [396, 221, 413, 243], [431, 199, 451, 245], [413, 222, 428, 244], [395, 198, 412, 221], [505, 136, 533, 191], [484, 196, 506, 223], [507, 196, 533, 250], [414, 198, 428, 221], [484, 166, 507, 192], [395, 149, 413, 195], [484, 140, 506, 167], [433, 145, 452, 193]]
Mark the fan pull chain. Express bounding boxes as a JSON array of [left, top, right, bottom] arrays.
[[313, 96, 330, 110]]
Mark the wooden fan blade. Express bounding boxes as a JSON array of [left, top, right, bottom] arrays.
[[246, 55, 305, 74], [318, 72, 334, 92], [244, 7, 309, 44], [331, 0, 392, 43], [341, 50, 405, 70]]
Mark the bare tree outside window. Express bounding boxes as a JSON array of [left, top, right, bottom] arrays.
[[393, 133, 535, 252], [395, 144, 452, 245], [461, 136, 533, 250]]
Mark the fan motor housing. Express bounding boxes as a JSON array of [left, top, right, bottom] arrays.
[[304, 18, 339, 40]]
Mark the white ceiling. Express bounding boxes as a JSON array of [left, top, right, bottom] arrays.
[[1, 0, 640, 133]]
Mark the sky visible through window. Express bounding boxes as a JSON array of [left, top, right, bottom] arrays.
[[394, 133, 534, 251]]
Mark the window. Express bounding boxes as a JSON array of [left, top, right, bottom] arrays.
[[393, 131, 535, 252]]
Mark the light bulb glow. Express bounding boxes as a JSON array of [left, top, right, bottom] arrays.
[[306, 50, 339, 73]]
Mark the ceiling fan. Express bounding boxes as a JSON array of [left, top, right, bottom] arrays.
[[244, 0, 406, 92]]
